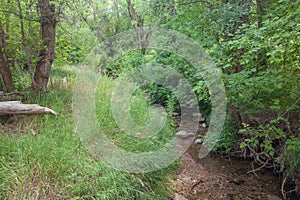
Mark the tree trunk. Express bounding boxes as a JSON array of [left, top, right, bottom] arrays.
[[126, 0, 146, 53], [0, 26, 13, 92], [18, 0, 34, 77], [0, 47, 13, 92], [32, 0, 56, 93]]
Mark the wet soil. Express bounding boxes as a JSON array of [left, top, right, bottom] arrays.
[[172, 128, 281, 200], [171, 112, 282, 200], [172, 143, 282, 200]]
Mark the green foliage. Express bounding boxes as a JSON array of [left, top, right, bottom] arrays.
[[55, 25, 99, 66], [239, 118, 287, 157], [0, 0, 41, 66], [183, 1, 300, 193], [279, 137, 300, 179], [105, 50, 144, 77], [104, 49, 211, 117], [221, 0, 300, 114], [10, 67, 32, 91], [213, 114, 239, 155]]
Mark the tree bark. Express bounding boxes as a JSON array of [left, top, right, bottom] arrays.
[[0, 47, 13, 92], [0, 26, 13, 92], [32, 0, 56, 93]]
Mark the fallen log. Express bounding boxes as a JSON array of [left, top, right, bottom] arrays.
[[0, 101, 57, 115]]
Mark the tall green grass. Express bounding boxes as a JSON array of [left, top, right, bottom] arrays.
[[95, 76, 176, 153], [0, 72, 178, 199]]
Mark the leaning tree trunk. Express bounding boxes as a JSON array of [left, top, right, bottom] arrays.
[[32, 0, 56, 93]]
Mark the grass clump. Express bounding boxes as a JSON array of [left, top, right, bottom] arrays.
[[0, 72, 178, 199]]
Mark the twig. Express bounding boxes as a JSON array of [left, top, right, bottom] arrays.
[[247, 160, 269, 176], [190, 179, 203, 190], [281, 176, 286, 199], [249, 162, 259, 179]]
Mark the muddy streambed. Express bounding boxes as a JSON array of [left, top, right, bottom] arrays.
[[171, 143, 282, 200], [171, 111, 282, 200]]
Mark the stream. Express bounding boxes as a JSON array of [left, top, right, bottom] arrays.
[[171, 111, 282, 200]]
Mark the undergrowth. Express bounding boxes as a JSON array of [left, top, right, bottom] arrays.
[[0, 69, 178, 199]]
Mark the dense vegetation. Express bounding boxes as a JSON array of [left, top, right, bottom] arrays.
[[0, 0, 299, 199]]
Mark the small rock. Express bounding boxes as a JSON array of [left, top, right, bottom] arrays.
[[181, 175, 191, 182], [172, 112, 180, 116], [173, 193, 188, 200], [175, 131, 195, 139], [31, 129, 37, 136], [192, 113, 205, 122], [176, 131, 187, 138], [199, 117, 205, 123], [193, 113, 202, 118], [194, 138, 202, 144], [227, 194, 233, 200]]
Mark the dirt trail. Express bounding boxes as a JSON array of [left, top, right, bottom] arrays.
[[171, 114, 282, 200]]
